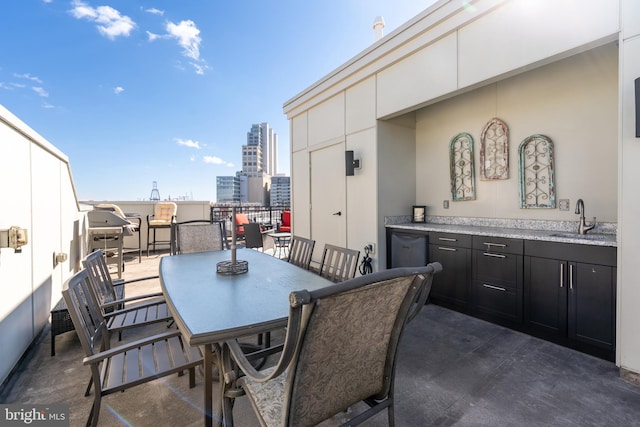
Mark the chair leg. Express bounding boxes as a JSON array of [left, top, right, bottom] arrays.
[[88, 393, 101, 427]]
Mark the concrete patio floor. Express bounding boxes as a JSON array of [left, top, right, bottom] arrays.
[[2, 250, 640, 426]]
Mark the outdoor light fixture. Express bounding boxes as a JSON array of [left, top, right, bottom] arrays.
[[345, 150, 361, 176]]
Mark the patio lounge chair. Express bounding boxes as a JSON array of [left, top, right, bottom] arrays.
[[62, 269, 202, 427], [222, 263, 442, 426]]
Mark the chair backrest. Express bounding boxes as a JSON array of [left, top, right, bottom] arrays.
[[287, 235, 315, 269], [62, 269, 109, 358], [82, 250, 118, 308], [151, 202, 177, 224], [172, 220, 226, 254], [318, 244, 360, 282], [282, 264, 442, 425], [280, 211, 291, 232], [235, 213, 250, 236], [243, 222, 263, 249]]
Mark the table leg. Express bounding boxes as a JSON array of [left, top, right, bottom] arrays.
[[204, 344, 217, 427]]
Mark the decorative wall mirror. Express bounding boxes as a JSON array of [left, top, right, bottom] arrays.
[[449, 132, 476, 201], [480, 118, 509, 180], [518, 134, 556, 208]]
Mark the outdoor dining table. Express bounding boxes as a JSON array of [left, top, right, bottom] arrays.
[[159, 248, 332, 427]]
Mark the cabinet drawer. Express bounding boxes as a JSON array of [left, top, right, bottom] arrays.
[[473, 280, 522, 323], [430, 232, 471, 248], [472, 235, 523, 255], [473, 250, 522, 288]]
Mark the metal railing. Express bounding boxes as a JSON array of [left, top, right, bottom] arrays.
[[210, 205, 290, 237]]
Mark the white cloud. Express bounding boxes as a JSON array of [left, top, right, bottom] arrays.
[[14, 73, 43, 84], [32, 87, 49, 97], [70, 0, 136, 40], [175, 138, 201, 149], [113, 86, 124, 95], [166, 20, 201, 61], [145, 8, 164, 16], [203, 156, 234, 167], [146, 30, 161, 42]]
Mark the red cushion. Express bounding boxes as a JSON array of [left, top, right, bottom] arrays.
[[235, 213, 250, 235], [282, 211, 291, 226]]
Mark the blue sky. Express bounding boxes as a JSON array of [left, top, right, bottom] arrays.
[[1, 0, 436, 201]]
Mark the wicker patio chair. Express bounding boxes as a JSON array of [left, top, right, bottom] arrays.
[[62, 269, 202, 427], [318, 243, 360, 282], [83, 250, 172, 340], [222, 263, 442, 426], [286, 235, 315, 270]]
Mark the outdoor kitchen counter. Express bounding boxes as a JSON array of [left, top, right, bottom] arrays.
[[387, 222, 617, 247]]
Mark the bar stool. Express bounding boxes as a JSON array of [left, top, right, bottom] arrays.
[[146, 202, 177, 255]]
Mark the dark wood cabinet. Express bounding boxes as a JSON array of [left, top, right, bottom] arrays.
[[472, 236, 523, 325], [428, 232, 472, 312], [524, 241, 616, 361], [386, 227, 617, 361]]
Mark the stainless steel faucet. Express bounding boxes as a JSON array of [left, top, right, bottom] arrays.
[[575, 198, 596, 235]]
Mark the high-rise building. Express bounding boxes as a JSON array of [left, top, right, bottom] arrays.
[[215, 122, 287, 206], [270, 175, 290, 207], [216, 176, 240, 203], [246, 122, 277, 176]]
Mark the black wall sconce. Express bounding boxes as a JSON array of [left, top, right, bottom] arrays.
[[345, 150, 361, 176]]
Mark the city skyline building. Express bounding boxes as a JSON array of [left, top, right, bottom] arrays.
[[215, 122, 287, 206]]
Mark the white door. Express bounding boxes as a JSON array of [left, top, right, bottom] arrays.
[[310, 142, 346, 262]]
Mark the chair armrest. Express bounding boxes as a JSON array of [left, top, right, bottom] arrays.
[[122, 275, 160, 285], [100, 293, 165, 311], [222, 302, 305, 385], [82, 330, 189, 366]]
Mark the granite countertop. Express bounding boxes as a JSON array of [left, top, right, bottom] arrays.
[[385, 216, 617, 247]]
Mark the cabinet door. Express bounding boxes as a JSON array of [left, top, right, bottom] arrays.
[[429, 244, 471, 311], [568, 262, 616, 350], [524, 256, 567, 338]]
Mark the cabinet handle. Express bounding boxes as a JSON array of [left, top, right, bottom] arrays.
[[438, 247, 457, 252], [483, 252, 506, 258], [560, 263, 564, 288], [483, 283, 506, 292], [484, 242, 506, 248], [569, 264, 573, 290], [438, 237, 457, 242]]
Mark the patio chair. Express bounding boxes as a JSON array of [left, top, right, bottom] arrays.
[[235, 212, 250, 238], [244, 222, 264, 251], [82, 250, 172, 340], [318, 243, 360, 282], [286, 235, 315, 269], [279, 210, 291, 232], [222, 263, 442, 427], [62, 269, 202, 427], [171, 220, 228, 254], [146, 201, 177, 255]]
